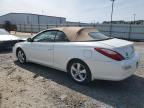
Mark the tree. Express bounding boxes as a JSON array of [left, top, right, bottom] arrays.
[[3, 21, 11, 32], [3, 21, 17, 32]]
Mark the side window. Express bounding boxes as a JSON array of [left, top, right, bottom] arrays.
[[55, 31, 69, 42], [33, 31, 56, 42]]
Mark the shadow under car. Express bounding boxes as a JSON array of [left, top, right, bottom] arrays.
[[14, 61, 144, 108]]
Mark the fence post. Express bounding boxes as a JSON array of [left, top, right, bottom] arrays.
[[47, 25, 49, 29], [56, 22, 58, 27], [24, 23, 26, 32], [128, 23, 132, 40], [109, 24, 112, 37], [79, 22, 81, 27], [19, 24, 21, 32], [38, 24, 40, 32], [31, 24, 33, 35]]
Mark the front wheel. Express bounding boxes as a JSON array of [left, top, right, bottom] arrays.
[[68, 60, 91, 84], [16, 49, 26, 64]]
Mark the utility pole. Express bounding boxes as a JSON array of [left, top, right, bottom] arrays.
[[110, 0, 116, 37], [133, 13, 136, 24]]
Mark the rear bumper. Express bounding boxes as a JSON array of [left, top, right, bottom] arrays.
[[87, 52, 140, 81]]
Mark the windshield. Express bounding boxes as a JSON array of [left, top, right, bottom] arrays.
[[0, 29, 9, 35], [88, 32, 110, 41]]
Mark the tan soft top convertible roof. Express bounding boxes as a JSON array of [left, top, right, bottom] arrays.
[[49, 27, 99, 41]]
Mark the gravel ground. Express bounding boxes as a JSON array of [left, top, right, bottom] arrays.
[[0, 43, 144, 108]]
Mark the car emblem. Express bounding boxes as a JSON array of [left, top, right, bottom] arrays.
[[125, 52, 129, 59]]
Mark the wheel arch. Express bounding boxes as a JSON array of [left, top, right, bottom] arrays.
[[66, 58, 91, 73], [66, 58, 93, 83]]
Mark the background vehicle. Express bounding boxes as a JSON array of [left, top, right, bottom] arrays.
[[0, 28, 25, 50], [13, 27, 139, 84]]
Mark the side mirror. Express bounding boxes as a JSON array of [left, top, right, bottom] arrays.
[[27, 38, 33, 42]]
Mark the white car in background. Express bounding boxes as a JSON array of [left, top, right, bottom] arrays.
[[0, 28, 24, 50], [13, 27, 140, 84]]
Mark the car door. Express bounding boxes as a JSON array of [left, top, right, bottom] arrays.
[[26, 30, 56, 66], [53, 31, 70, 70]]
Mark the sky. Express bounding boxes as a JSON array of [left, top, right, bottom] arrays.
[[0, 0, 144, 23]]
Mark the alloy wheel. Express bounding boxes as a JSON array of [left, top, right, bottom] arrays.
[[17, 50, 25, 64], [70, 63, 87, 82]]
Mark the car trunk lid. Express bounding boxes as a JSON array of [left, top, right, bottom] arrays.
[[99, 38, 135, 60], [0, 35, 20, 41]]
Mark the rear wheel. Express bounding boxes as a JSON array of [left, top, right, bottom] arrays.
[[16, 49, 26, 64], [68, 60, 91, 84]]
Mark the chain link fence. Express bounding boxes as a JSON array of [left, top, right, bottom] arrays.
[[1, 23, 144, 41]]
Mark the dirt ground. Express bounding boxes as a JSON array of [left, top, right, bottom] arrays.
[[0, 43, 144, 108]]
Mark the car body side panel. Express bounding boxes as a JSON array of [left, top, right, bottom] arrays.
[[16, 42, 54, 66], [53, 42, 113, 72]]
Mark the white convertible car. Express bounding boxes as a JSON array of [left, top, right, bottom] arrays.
[[13, 27, 140, 84]]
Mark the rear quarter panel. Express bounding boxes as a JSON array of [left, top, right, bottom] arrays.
[[53, 42, 113, 72]]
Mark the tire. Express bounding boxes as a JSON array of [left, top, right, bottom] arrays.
[[16, 49, 26, 64], [68, 60, 91, 84]]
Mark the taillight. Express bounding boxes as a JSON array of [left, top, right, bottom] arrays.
[[95, 48, 124, 61]]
